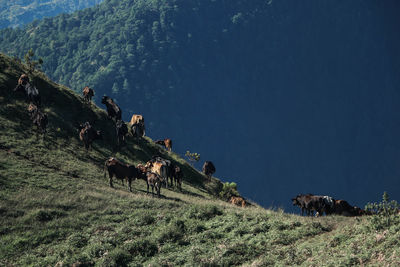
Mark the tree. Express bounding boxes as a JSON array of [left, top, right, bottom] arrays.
[[185, 150, 200, 166], [24, 49, 43, 73]]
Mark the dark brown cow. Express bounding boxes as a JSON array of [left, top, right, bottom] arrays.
[[104, 157, 139, 192], [172, 165, 183, 190], [27, 103, 47, 134], [116, 120, 128, 146], [202, 161, 215, 181], [101, 96, 122, 121], [82, 86, 94, 103], [292, 194, 324, 216], [332, 200, 365, 216], [155, 138, 172, 151], [146, 172, 162, 197], [79, 123, 102, 150]]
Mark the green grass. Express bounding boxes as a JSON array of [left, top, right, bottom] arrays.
[[1, 53, 400, 266]]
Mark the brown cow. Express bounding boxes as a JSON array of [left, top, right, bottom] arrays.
[[104, 157, 139, 192], [27, 103, 47, 134], [230, 196, 246, 207], [291, 194, 324, 216], [202, 161, 215, 181], [145, 160, 168, 187], [172, 165, 183, 190], [130, 114, 145, 137], [332, 200, 364, 216], [146, 172, 161, 197], [82, 86, 94, 103], [155, 138, 172, 151], [101, 96, 122, 121], [79, 123, 102, 150]]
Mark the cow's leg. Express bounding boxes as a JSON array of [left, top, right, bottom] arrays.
[[146, 182, 149, 194], [109, 175, 114, 188], [128, 178, 132, 192]]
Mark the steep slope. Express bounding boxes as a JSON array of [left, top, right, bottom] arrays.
[[1, 53, 400, 266], [0, 0, 104, 29]]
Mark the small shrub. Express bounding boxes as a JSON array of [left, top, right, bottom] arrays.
[[187, 205, 223, 220], [219, 182, 239, 201], [123, 239, 158, 257], [157, 220, 186, 244], [365, 192, 400, 230], [35, 209, 65, 222], [104, 248, 131, 267], [67, 233, 88, 248]]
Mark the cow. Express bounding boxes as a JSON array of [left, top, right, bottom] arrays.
[[202, 161, 215, 181], [14, 82, 41, 107], [172, 165, 183, 190], [332, 200, 361, 216], [155, 138, 172, 151], [104, 157, 139, 192], [101, 96, 121, 121], [146, 172, 162, 197], [27, 103, 47, 134], [79, 123, 102, 150], [82, 86, 94, 103], [116, 120, 128, 146], [130, 114, 145, 138], [291, 194, 325, 216], [145, 159, 169, 188], [230, 196, 247, 207]]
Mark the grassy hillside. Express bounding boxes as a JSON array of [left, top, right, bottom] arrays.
[[0, 0, 104, 29], [1, 53, 400, 266]]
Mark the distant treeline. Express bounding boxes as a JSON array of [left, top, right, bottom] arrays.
[[0, 0, 104, 29], [0, 0, 272, 117]]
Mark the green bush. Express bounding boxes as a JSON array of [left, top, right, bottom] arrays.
[[187, 205, 223, 220], [365, 192, 400, 230], [123, 239, 158, 257], [219, 182, 239, 201]]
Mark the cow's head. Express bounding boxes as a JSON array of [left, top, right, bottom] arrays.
[[101, 96, 109, 104], [291, 197, 300, 206]]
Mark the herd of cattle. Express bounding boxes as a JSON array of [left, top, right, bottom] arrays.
[[292, 194, 372, 217], [12, 74, 218, 199], [14, 74, 377, 213]]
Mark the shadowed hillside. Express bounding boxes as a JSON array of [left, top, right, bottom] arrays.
[[1, 53, 400, 266]]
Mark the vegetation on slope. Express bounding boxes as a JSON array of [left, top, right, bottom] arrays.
[[1, 53, 400, 266], [0, 0, 104, 29], [0, 0, 271, 118]]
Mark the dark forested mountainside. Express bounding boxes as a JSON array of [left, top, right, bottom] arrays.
[[0, 0, 104, 28], [0, 0, 271, 117]]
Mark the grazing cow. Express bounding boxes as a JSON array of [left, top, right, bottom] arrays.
[[230, 196, 247, 207], [155, 138, 172, 151], [27, 103, 48, 134], [292, 194, 325, 216], [101, 96, 121, 121], [116, 120, 128, 146], [332, 200, 360, 216], [79, 123, 102, 150], [104, 157, 139, 192], [14, 82, 41, 107], [146, 172, 161, 197], [130, 114, 145, 137], [202, 161, 216, 181], [82, 86, 94, 103]]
